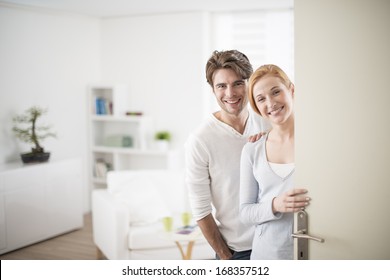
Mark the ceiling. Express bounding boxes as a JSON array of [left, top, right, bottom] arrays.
[[0, 0, 293, 18]]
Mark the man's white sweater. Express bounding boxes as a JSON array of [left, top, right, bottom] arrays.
[[185, 111, 269, 251]]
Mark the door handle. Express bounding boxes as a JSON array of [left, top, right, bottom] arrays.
[[291, 230, 324, 243], [292, 210, 325, 259]]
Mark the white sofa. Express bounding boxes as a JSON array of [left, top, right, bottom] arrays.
[[91, 169, 214, 260]]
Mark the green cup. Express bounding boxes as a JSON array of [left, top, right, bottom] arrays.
[[162, 216, 173, 232], [181, 212, 192, 227]]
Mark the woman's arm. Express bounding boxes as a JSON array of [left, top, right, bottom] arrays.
[[239, 143, 281, 225]]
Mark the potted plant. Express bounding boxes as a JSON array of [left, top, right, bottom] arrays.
[[154, 131, 171, 151], [12, 106, 56, 163]]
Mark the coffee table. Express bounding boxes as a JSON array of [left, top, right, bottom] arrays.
[[161, 226, 205, 260]]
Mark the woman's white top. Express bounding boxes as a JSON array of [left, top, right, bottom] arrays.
[[269, 162, 295, 178]]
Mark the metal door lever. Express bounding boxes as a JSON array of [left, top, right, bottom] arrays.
[[291, 230, 324, 243], [292, 210, 325, 259]]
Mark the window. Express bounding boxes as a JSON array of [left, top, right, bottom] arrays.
[[205, 9, 294, 113]]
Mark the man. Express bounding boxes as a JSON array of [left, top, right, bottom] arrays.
[[185, 50, 269, 260]]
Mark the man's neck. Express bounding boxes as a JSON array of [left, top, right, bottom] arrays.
[[214, 109, 249, 134]]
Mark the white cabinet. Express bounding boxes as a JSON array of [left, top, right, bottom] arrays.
[[0, 158, 84, 255], [0, 193, 6, 251], [88, 85, 168, 189]]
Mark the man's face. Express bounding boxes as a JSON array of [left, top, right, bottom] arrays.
[[212, 68, 248, 117]]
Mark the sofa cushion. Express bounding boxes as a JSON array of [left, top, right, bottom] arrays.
[[114, 187, 170, 226], [110, 173, 171, 225], [107, 169, 189, 225], [128, 222, 175, 250]]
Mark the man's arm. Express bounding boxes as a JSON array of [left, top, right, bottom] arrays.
[[185, 135, 232, 259], [197, 214, 232, 260]]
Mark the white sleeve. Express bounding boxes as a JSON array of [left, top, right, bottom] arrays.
[[239, 143, 281, 225], [184, 135, 213, 221]]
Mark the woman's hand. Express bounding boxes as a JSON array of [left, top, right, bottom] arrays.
[[272, 188, 310, 213]]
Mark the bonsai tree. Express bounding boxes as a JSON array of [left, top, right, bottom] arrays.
[[12, 106, 56, 162]]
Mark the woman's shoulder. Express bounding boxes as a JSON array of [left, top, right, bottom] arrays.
[[242, 135, 266, 155]]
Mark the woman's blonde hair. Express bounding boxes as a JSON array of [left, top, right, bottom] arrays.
[[248, 64, 292, 115]]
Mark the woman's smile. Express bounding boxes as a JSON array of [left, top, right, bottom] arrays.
[[268, 105, 284, 116]]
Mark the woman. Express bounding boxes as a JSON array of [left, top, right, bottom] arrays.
[[239, 64, 310, 260]]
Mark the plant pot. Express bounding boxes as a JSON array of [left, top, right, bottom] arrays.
[[156, 140, 169, 151], [21, 152, 50, 164]]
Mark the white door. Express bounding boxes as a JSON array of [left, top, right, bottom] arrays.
[[294, 0, 390, 259]]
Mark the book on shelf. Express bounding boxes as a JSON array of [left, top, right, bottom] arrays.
[[94, 159, 113, 178], [95, 97, 113, 115]]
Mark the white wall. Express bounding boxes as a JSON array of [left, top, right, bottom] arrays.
[[0, 6, 100, 212], [0, 7, 209, 212], [0, 4, 293, 213], [100, 12, 208, 148]]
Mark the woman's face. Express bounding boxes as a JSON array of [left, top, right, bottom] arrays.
[[252, 75, 294, 125]]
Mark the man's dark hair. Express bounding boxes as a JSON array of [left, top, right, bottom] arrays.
[[205, 50, 253, 87]]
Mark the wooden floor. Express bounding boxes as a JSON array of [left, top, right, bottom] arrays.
[[0, 212, 100, 260]]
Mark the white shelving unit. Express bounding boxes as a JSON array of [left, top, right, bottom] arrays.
[[88, 84, 168, 189]]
